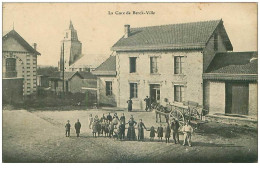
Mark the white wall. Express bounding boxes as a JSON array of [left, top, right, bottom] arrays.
[[116, 50, 203, 110], [208, 81, 226, 114]]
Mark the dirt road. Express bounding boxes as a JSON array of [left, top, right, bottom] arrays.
[[2, 109, 258, 163]]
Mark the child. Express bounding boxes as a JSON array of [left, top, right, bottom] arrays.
[[182, 122, 194, 147], [157, 124, 164, 142], [149, 126, 156, 141]]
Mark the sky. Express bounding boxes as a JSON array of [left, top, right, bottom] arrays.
[[2, 3, 257, 66]]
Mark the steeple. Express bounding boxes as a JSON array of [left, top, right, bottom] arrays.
[[69, 20, 74, 30]]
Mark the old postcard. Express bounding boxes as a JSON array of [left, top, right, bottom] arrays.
[[2, 2, 258, 163]]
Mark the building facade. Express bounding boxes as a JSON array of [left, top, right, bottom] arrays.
[[203, 52, 257, 116], [2, 29, 41, 97], [110, 20, 232, 110]]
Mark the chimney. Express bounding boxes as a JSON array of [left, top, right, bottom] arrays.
[[124, 24, 130, 38], [33, 43, 37, 50]]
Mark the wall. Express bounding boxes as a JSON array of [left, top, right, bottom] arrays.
[[203, 28, 228, 72], [116, 50, 203, 110], [62, 40, 82, 71], [208, 81, 226, 114], [97, 76, 117, 107], [3, 78, 24, 104], [3, 36, 38, 96], [249, 82, 258, 116]]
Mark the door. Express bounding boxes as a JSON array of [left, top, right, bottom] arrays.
[[150, 84, 160, 104], [225, 82, 249, 115]]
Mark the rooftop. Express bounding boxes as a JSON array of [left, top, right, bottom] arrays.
[[112, 19, 232, 51]]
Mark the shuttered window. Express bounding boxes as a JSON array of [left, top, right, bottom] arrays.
[[150, 57, 158, 73], [106, 81, 112, 96], [174, 85, 185, 102], [174, 56, 184, 74], [129, 57, 137, 73], [130, 83, 138, 98]]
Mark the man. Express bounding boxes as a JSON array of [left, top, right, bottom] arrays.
[[144, 96, 151, 112], [119, 113, 126, 139], [171, 118, 180, 144], [74, 119, 81, 137], [182, 122, 194, 147], [165, 123, 171, 143], [92, 119, 98, 138], [127, 98, 133, 112], [107, 112, 112, 123], [65, 120, 71, 137], [101, 114, 106, 136], [137, 119, 147, 141]]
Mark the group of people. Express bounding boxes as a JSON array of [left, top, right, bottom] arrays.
[[65, 112, 194, 147]]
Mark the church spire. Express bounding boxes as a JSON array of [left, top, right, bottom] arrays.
[[69, 20, 74, 30]]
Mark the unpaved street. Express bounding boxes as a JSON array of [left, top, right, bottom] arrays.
[[2, 109, 258, 163]]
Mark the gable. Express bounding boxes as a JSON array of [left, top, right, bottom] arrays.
[[3, 36, 29, 52]]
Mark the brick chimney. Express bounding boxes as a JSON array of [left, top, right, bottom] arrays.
[[124, 24, 130, 38], [32, 43, 37, 50]]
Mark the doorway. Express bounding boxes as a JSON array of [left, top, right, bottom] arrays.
[[150, 84, 160, 104], [225, 82, 249, 115]]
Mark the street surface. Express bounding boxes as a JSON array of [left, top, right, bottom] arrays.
[[2, 109, 258, 163]]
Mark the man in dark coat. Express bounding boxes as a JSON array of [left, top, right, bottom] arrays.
[[107, 113, 112, 123], [74, 119, 81, 137], [127, 98, 133, 112], [65, 120, 71, 137], [119, 113, 126, 139], [144, 96, 151, 112], [137, 119, 147, 141], [171, 119, 180, 144], [165, 123, 171, 143]]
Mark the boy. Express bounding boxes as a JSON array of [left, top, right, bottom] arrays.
[[182, 122, 194, 147]]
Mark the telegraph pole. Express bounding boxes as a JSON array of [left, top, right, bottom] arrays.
[[62, 40, 65, 97]]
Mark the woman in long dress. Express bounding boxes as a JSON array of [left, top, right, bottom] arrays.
[[127, 115, 137, 140]]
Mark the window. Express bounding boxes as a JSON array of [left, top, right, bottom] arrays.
[[129, 57, 137, 73], [150, 57, 158, 73], [174, 85, 185, 102], [5, 58, 17, 78], [214, 33, 218, 51], [130, 83, 138, 98], [66, 32, 68, 38], [105, 81, 112, 96], [174, 56, 184, 74]]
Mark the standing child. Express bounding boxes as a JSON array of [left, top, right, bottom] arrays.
[[157, 124, 164, 142], [65, 120, 71, 137], [149, 126, 156, 141], [182, 122, 194, 147]]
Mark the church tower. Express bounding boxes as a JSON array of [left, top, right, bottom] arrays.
[[59, 21, 82, 71]]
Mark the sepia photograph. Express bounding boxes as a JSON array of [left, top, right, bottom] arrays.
[[1, 2, 258, 163]]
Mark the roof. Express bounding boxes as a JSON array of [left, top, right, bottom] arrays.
[[92, 56, 116, 76], [78, 71, 97, 80], [2, 30, 41, 55], [112, 19, 233, 51], [69, 54, 108, 69], [203, 52, 258, 81], [49, 71, 83, 81]]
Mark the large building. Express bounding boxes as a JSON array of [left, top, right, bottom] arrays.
[[2, 29, 40, 101], [94, 19, 257, 116]]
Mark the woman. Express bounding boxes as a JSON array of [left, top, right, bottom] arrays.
[[127, 98, 133, 112], [127, 115, 137, 140]]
